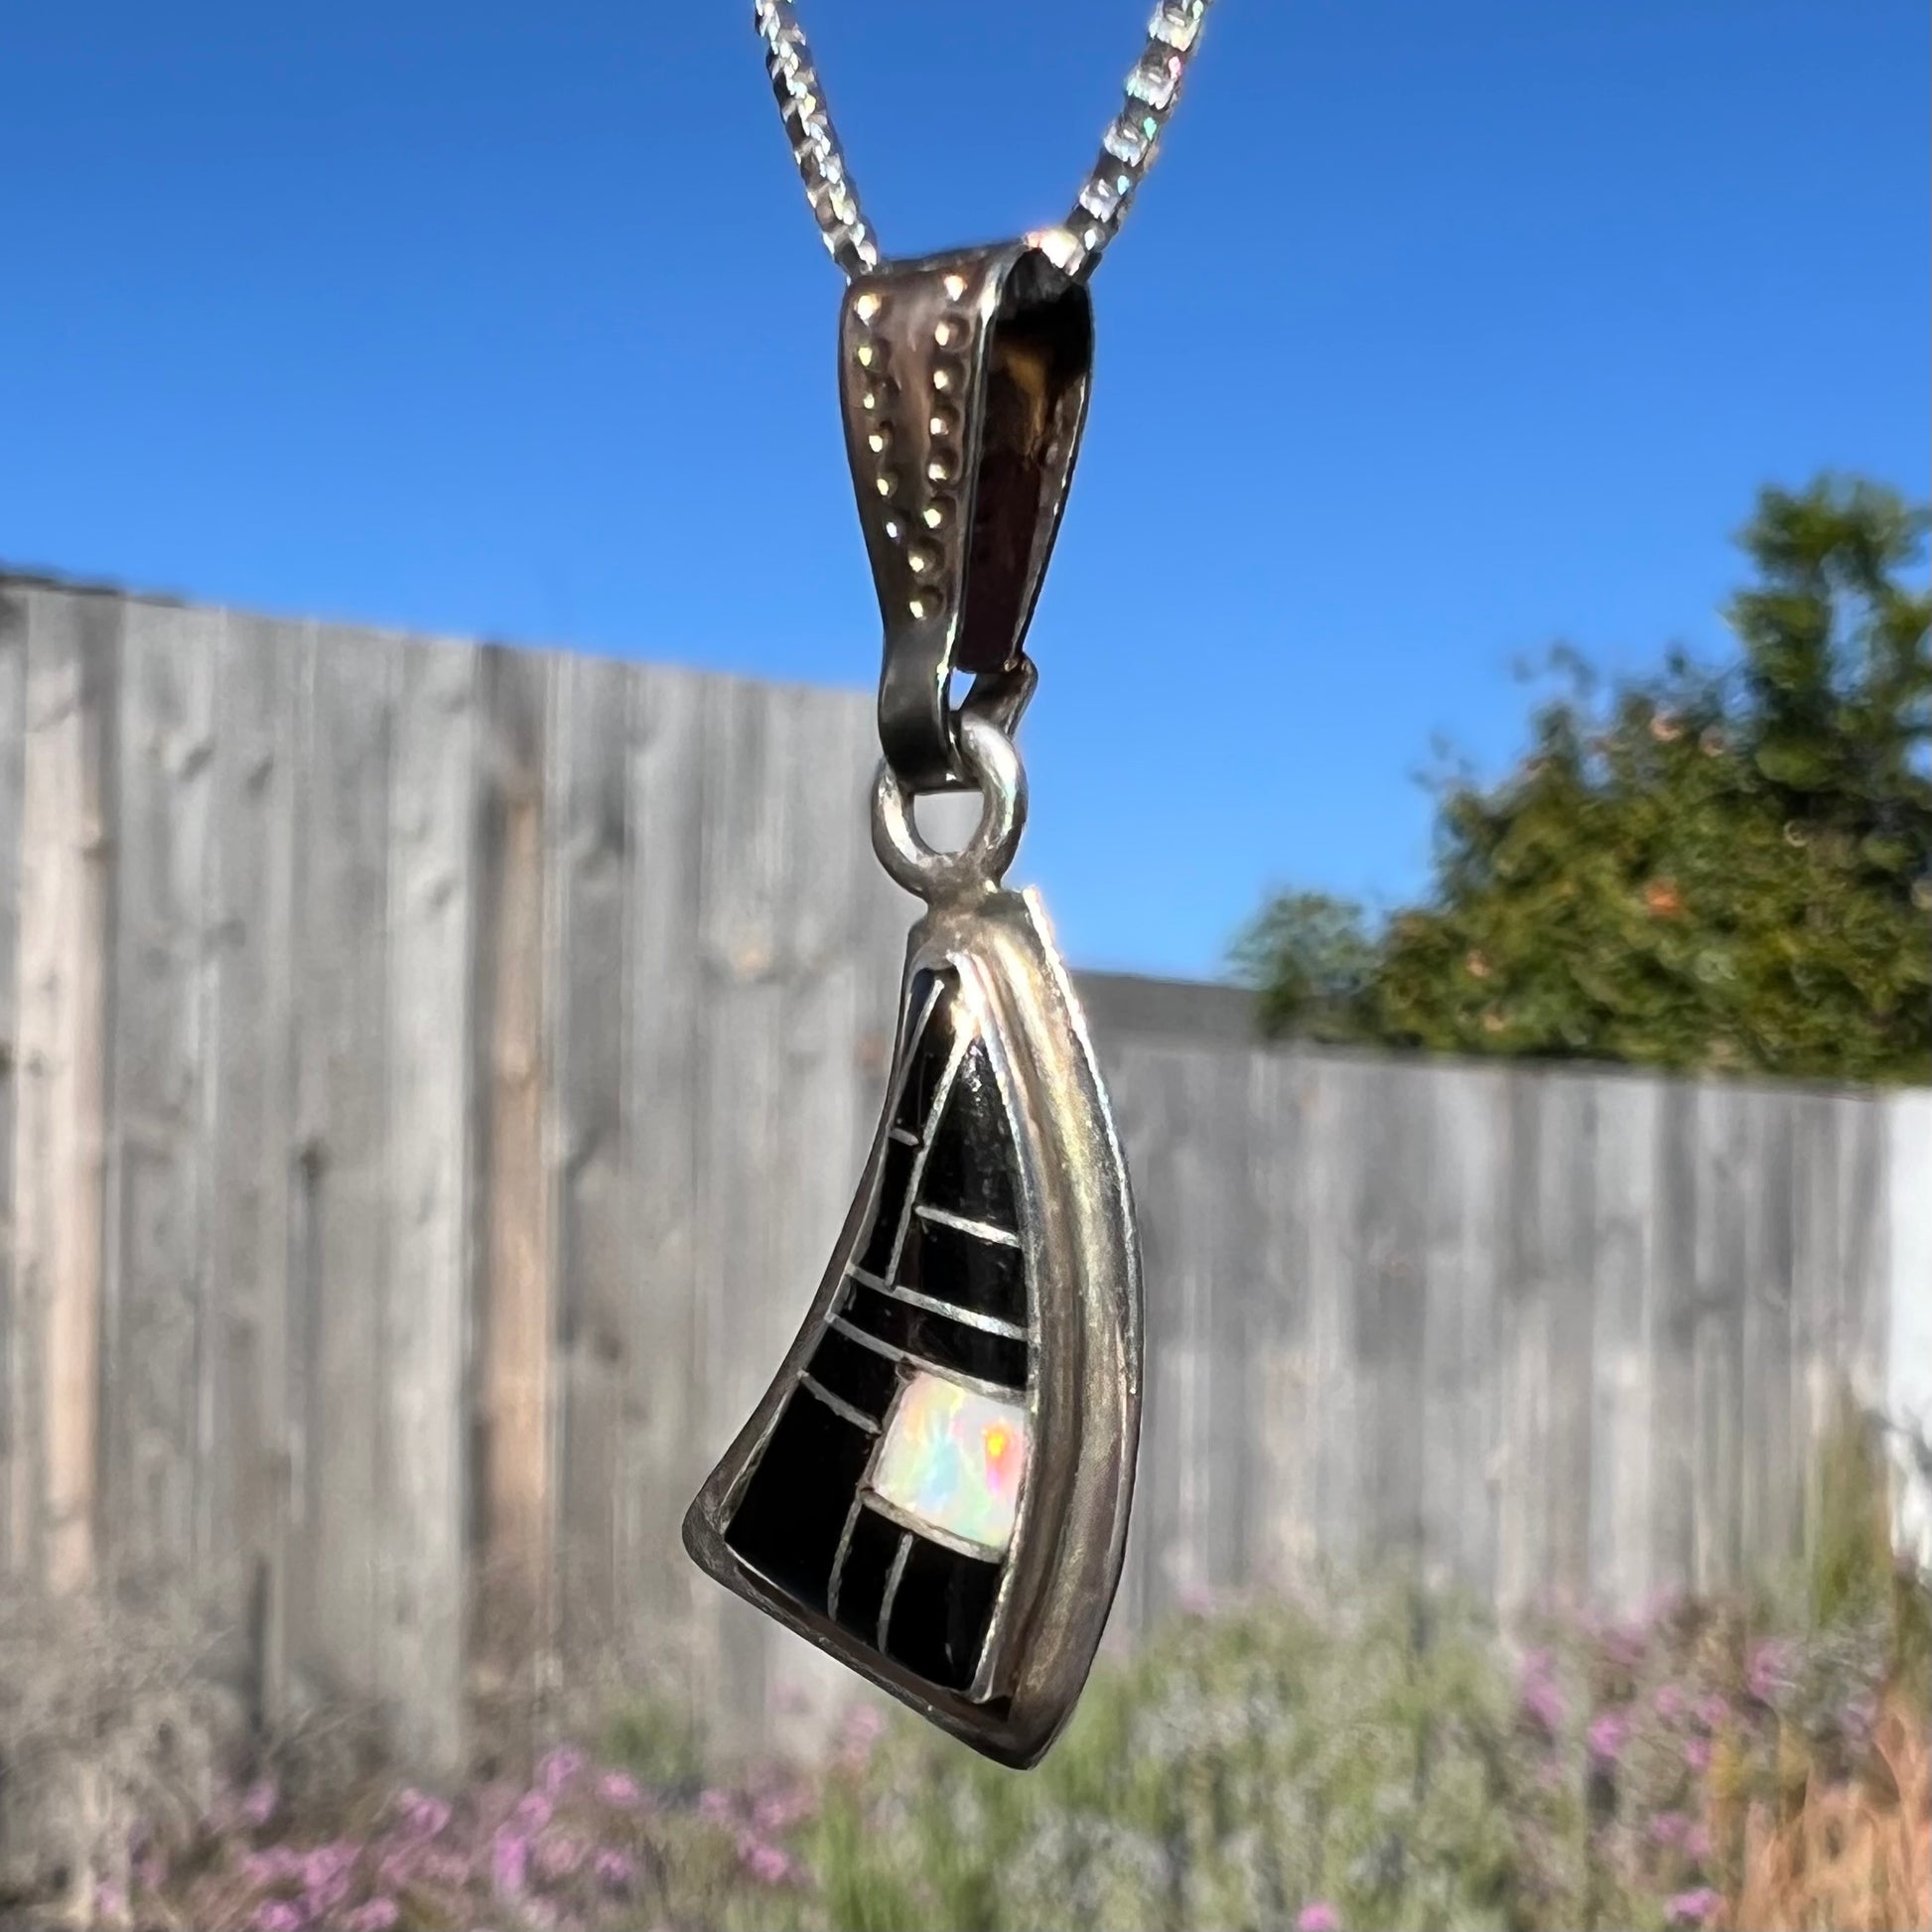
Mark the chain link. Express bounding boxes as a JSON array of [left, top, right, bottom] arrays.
[[752, 0, 1214, 282]]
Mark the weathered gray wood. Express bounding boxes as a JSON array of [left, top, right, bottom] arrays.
[[0, 586, 27, 1575], [1424, 1057, 1504, 1605], [471, 643, 555, 1687], [0, 579, 1918, 1768], [1355, 1058, 1433, 1573], [287, 625, 393, 1699], [1544, 1073, 1598, 1604], [621, 662, 707, 1702], [205, 610, 302, 1712], [544, 648, 627, 1664], [378, 635, 475, 1773], [1741, 1093, 1799, 1581], [1692, 1081, 1749, 1592], [692, 672, 793, 1747], [106, 598, 216, 1571], [1588, 1073, 1659, 1614], [1649, 1078, 1700, 1595], [11, 588, 119, 1590], [1245, 1049, 1313, 1596]]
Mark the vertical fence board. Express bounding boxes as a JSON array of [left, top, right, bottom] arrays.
[[12, 588, 118, 1590], [623, 663, 707, 1694], [1589, 1075, 1659, 1615], [288, 627, 394, 1699], [1693, 1082, 1749, 1591], [1425, 1058, 1504, 1604], [1247, 1050, 1312, 1595], [1545, 1074, 1597, 1604], [472, 643, 554, 1693], [206, 611, 301, 1709], [691, 673, 792, 1745], [1648, 1080, 1699, 1595], [0, 586, 26, 1573], [378, 637, 476, 1772], [1742, 1094, 1798, 1579], [546, 649, 632, 1667], [1356, 1059, 1432, 1572], [107, 600, 216, 1572]]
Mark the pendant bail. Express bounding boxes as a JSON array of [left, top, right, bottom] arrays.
[[839, 239, 1094, 792]]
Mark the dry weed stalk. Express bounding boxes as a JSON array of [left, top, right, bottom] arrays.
[[1725, 1695, 1931, 1932]]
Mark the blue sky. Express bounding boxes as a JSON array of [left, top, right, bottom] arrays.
[[2, 0, 1925, 980]]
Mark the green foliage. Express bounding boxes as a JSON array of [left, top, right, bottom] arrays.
[[806, 1582, 1580, 1932], [1236, 477, 1931, 1081]]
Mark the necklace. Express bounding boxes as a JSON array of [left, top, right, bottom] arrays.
[[683, 0, 1215, 1769]]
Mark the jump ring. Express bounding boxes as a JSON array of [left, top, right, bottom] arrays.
[[870, 714, 1028, 901]]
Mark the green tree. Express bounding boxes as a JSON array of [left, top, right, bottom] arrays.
[[1235, 476, 1931, 1082]]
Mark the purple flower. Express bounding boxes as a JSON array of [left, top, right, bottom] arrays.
[[1696, 1693, 1728, 1731], [1683, 1736, 1712, 1773], [1668, 1885, 1725, 1926], [1654, 1683, 1687, 1723], [94, 1881, 129, 1924], [743, 1838, 796, 1886], [241, 1847, 305, 1887], [1600, 1622, 1645, 1671], [1587, 1710, 1631, 1765], [421, 1849, 474, 1889], [1522, 1675, 1565, 1733], [1297, 1905, 1343, 1932], [512, 1789, 554, 1832], [533, 1831, 586, 1882], [491, 1829, 531, 1899], [1684, 1823, 1713, 1863], [1747, 1638, 1794, 1704], [397, 1787, 453, 1839], [1647, 1811, 1689, 1848], [537, 1745, 588, 1797], [239, 1777, 281, 1828], [697, 1786, 737, 1822], [597, 1769, 645, 1809], [754, 1786, 815, 1834], [594, 1847, 637, 1892], [841, 1706, 885, 1746], [255, 1906, 308, 1932], [343, 1902, 401, 1932]]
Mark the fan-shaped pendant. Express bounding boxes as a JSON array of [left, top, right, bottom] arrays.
[[683, 720, 1141, 1767]]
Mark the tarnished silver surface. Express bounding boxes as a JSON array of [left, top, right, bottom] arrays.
[[840, 241, 1092, 792], [753, 0, 1216, 283], [683, 719, 1142, 1768]]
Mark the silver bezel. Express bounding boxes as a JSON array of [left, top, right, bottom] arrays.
[[682, 885, 1141, 1767]]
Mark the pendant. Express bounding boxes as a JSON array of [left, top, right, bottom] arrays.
[[683, 240, 1141, 1768]]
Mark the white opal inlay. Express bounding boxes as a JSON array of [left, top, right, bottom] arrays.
[[869, 1370, 1029, 1553]]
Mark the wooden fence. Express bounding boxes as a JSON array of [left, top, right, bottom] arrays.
[[0, 575, 1921, 1770]]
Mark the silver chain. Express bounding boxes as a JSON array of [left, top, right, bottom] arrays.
[[753, 0, 1214, 283]]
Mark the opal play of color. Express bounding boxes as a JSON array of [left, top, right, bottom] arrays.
[[870, 1371, 1030, 1552]]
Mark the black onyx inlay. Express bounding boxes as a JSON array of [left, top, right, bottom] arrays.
[[724, 1389, 874, 1611], [897, 1209, 1027, 1327], [885, 1536, 1001, 1692], [856, 1132, 919, 1277], [831, 1507, 901, 1641], [842, 1283, 1029, 1390], [805, 1324, 902, 1421], [916, 1040, 1020, 1229]]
